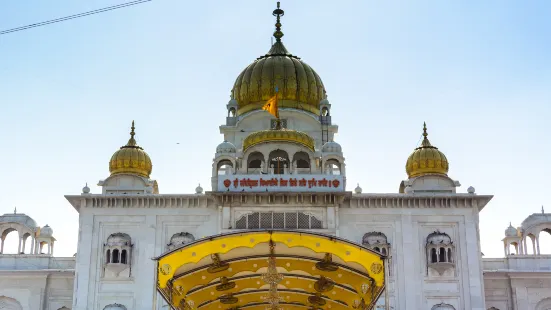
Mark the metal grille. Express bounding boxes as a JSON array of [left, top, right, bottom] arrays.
[[311, 216, 323, 229], [235, 216, 247, 229], [260, 213, 272, 229], [248, 212, 260, 229], [235, 212, 322, 229], [273, 213, 284, 228], [285, 212, 297, 228], [298, 212, 310, 229], [270, 118, 288, 129]]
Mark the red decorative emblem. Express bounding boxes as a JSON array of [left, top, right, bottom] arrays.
[[223, 179, 231, 188], [332, 180, 340, 188]]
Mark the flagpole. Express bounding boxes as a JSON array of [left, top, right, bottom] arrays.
[[274, 86, 281, 130]]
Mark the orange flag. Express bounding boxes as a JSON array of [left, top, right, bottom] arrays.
[[262, 89, 279, 119]]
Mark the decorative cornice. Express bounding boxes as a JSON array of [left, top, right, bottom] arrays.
[[65, 192, 493, 212], [65, 194, 216, 212], [348, 194, 493, 211]]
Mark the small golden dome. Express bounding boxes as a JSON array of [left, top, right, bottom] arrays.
[[243, 129, 315, 152], [231, 3, 326, 116], [109, 121, 152, 178], [405, 123, 449, 178]]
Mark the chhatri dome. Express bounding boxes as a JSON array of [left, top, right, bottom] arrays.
[[231, 2, 326, 116], [109, 121, 152, 178], [405, 123, 449, 178]]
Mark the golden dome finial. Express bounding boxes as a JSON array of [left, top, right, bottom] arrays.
[[109, 121, 153, 178], [405, 122, 449, 178], [421, 122, 432, 147], [273, 2, 284, 42], [126, 120, 137, 147]]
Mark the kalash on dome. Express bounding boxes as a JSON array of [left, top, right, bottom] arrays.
[[58, 2, 495, 310]]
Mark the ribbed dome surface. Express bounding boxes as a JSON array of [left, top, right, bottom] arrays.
[[231, 41, 326, 116]]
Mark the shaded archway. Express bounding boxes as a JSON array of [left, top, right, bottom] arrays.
[[292, 151, 310, 174], [217, 160, 234, 176], [247, 152, 264, 174]]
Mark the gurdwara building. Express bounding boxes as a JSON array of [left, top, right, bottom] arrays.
[[1, 3, 551, 310]]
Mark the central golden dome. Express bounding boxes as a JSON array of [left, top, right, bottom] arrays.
[[231, 3, 326, 116]]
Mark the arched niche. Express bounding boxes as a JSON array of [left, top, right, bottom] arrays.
[[426, 231, 455, 276], [167, 232, 195, 251], [103, 233, 132, 278]]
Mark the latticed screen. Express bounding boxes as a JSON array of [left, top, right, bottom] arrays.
[[235, 212, 323, 229], [270, 118, 288, 129]]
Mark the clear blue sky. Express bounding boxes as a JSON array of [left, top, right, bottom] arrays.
[[1, 0, 550, 257]]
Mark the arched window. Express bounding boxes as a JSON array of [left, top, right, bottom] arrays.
[[121, 250, 127, 264], [539, 229, 551, 254], [373, 247, 380, 253], [1, 228, 18, 254], [439, 247, 446, 262], [292, 152, 310, 174], [269, 150, 289, 175], [228, 107, 236, 117], [431, 248, 438, 263], [112, 249, 119, 263], [217, 160, 233, 176], [447, 248, 452, 262], [382, 248, 387, 255], [106, 249, 111, 263], [325, 159, 341, 175]]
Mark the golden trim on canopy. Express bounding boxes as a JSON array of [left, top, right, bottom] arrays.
[[243, 129, 315, 152], [155, 230, 386, 310]]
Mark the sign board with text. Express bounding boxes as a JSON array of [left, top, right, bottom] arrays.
[[218, 175, 344, 192]]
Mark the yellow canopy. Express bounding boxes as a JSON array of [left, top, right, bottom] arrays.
[[155, 230, 387, 310]]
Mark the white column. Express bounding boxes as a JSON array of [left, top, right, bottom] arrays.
[[30, 237, 34, 254], [17, 236, 22, 254], [532, 237, 536, 255], [50, 242, 54, 256], [21, 238, 27, 254], [536, 236, 541, 255], [0, 238, 4, 254]]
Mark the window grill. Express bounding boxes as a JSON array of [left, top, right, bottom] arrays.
[[270, 118, 288, 129], [235, 212, 323, 229]]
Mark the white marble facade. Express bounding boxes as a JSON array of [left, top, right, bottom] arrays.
[[2, 5, 551, 310]]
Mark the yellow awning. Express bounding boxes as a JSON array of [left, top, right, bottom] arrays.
[[155, 230, 387, 310]]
